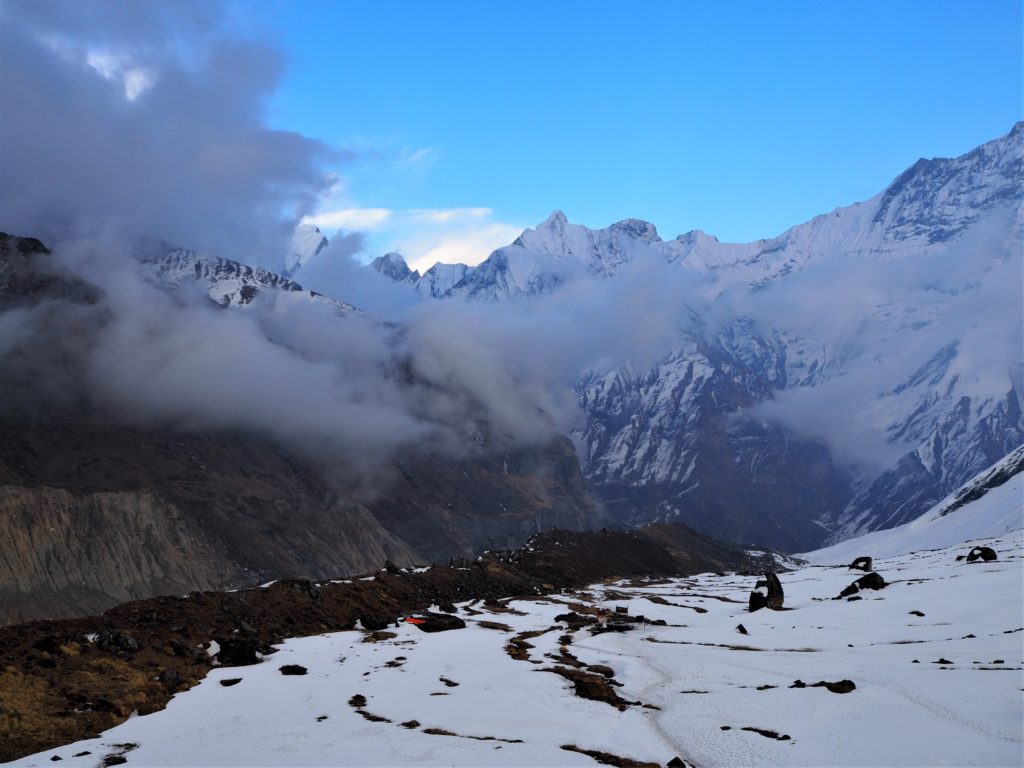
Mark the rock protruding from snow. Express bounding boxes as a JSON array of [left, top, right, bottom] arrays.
[[370, 252, 419, 285]]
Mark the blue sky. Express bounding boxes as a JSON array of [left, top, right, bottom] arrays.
[[240, 1, 1021, 269]]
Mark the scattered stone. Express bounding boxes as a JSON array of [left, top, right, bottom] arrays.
[[741, 727, 790, 741], [933, 658, 953, 665], [279, 664, 307, 676], [966, 546, 997, 563], [667, 758, 688, 768], [439, 676, 459, 687], [847, 596, 862, 602], [73, 753, 91, 758], [101, 756, 127, 767], [909, 610, 925, 617], [49, 757, 61, 762], [220, 678, 242, 687], [559, 744, 660, 768], [97, 631, 139, 654], [316, 715, 328, 722], [811, 679, 856, 694], [789, 680, 807, 688], [720, 726, 732, 731], [993, 659, 1005, 664], [962, 634, 976, 639], [363, 631, 397, 643], [400, 720, 420, 729], [348, 694, 367, 708], [755, 684, 777, 691], [849, 556, 873, 572], [158, 668, 181, 687], [912, 659, 920, 663], [736, 624, 748, 635]]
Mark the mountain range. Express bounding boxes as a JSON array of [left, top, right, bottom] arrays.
[[367, 123, 1023, 551]]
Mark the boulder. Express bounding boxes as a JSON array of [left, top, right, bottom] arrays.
[[749, 572, 783, 612], [279, 664, 308, 675], [359, 614, 392, 632], [215, 636, 260, 666], [966, 546, 997, 563], [848, 556, 872, 572], [412, 612, 466, 633], [837, 571, 886, 599]]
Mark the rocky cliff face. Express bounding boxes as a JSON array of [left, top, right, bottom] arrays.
[[0, 421, 596, 625], [0, 233, 599, 625]]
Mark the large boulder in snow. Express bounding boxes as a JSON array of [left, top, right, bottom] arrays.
[[966, 546, 997, 563], [749, 572, 784, 612], [837, 572, 887, 599], [848, 556, 873, 572]]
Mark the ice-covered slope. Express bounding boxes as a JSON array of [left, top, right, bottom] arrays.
[[802, 445, 1024, 563], [15, 532, 1023, 767]]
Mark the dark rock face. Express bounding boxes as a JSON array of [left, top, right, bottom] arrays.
[[837, 572, 887, 599], [966, 546, 997, 563], [849, 556, 873, 572]]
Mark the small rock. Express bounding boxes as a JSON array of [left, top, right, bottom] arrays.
[[736, 624, 748, 635], [400, 720, 421, 729], [279, 664, 308, 675], [667, 758, 687, 768], [933, 658, 953, 665], [220, 678, 242, 687], [789, 680, 807, 688], [909, 610, 925, 617], [50, 757, 62, 762]]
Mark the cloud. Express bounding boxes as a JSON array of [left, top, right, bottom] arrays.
[[0, 0, 336, 266], [410, 221, 525, 271], [300, 206, 526, 271], [304, 208, 393, 231]]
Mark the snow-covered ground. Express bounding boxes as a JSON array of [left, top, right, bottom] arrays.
[[11, 530, 1022, 767]]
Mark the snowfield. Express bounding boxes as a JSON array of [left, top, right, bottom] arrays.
[[10, 532, 1022, 767]]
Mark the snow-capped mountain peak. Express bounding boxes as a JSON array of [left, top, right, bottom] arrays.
[[370, 252, 419, 284]]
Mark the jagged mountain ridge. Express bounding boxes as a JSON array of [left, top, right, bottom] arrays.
[[368, 124, 1024, 549]]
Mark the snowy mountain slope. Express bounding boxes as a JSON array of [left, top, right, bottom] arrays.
[[366, 123, 1023, 550], [802, 445, 1024, 563], [144, 247, 359, 315], [284, 223, 329, 276], [15, 532, 1023, 767]]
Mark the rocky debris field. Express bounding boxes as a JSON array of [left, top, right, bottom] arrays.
[[5, 531, 1021, 767], [0, 525, 764, 762]]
